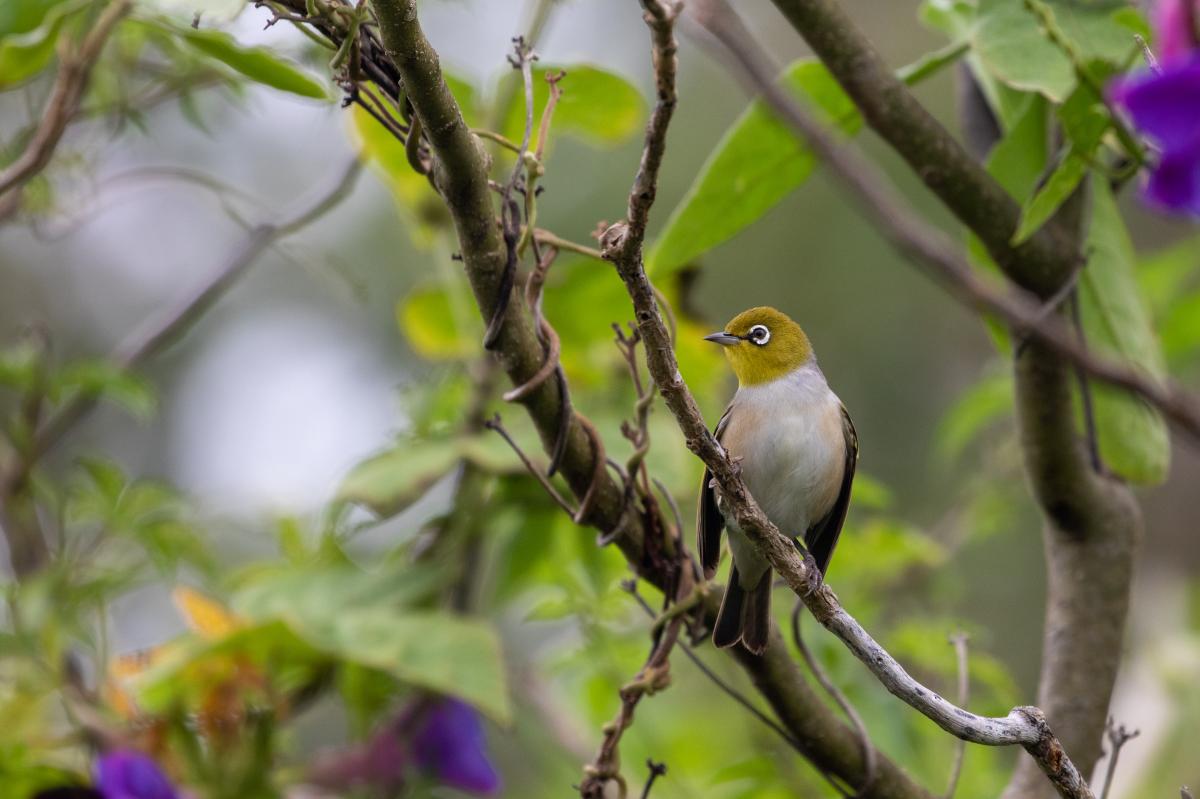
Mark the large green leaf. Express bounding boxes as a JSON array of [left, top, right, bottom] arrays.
[[972, 0, 1140, 102], [176, 27, 329, 99], [968, 94, 1048, 348], [0, 0, 87, 90], [1078, 182, 1169, 484], [1011, 76, 1115, 244], [232, 562, 445, 622], [500, 64, 644, 148], [647, 60, 860, 279], [936, 367, 1014, 462], [337, 435, 464, 516], [140, 598, 510, 723], [649, 43, 967, 280], [398, 278, 481, 361], [337, 426, 540, 516], [300, 610, 510, 724]]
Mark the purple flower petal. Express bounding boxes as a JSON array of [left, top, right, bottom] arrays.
[[94, 751, 178, 799], [1143, 140, 1200, 213], [411, 699, 502, 795], [1153, 0, 1197, 64], [1109, 54, 1200, 151]]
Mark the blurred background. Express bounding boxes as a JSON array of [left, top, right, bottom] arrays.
[[1, 0, 1198, 796]]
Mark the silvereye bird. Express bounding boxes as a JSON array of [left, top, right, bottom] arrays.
[[698, 307, 857, 655]]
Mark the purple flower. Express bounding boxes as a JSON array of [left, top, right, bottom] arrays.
[[1153, 0, 1199, 65], [410, 698, 502, 795], [93, 751, 178, 799], [1109, 54, 1200, 215]]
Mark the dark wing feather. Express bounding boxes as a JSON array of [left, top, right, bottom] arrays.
[[802, 404, 858, 576], [697, 407, 732, 578]]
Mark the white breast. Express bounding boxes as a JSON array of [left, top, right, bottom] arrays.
[[720, 364, 846, 537]]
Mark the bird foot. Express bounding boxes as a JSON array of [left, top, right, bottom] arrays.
[[797, 545, 824, 596]]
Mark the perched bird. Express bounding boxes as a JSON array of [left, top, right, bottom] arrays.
[[698, 307, 857, 655]]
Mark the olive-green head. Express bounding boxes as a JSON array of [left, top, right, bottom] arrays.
[[704, 306, 813, 386]]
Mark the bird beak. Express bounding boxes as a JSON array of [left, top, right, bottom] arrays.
[[704, 332, 740, 346]]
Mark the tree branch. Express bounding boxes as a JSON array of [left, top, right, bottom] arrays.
[[604, 3, 1097, 798], [766, 0, 1074, 299], [685, 8, 1143, 793], [363, 3, 934, 796], [0, 0, 132, 201], [685, 0, 1200, 446]]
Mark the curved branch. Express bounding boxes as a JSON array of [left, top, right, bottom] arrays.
[[604, 3, 1096, 798], [693, 4, 1144, 795]]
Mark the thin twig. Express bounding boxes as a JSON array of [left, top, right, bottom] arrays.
[[606, 2, 1098, 797], [580, 552, 693, 798], [483, 36, 535, 350], [791, 602, 870, 799], [1097, 718, 1140, 799], [626, 581, 851, 797], [639, 760, 667, 798], [944, 633, 970, 799], [1133, 34, 1161, 74], [0, 0, 133, 199], [483, 413, 577, 515], [532, 228, 604, 259]]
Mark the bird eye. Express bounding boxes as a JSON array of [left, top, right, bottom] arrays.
[[747, 324, 770, 345]]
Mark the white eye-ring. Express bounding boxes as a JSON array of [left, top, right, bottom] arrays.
[[747, 324, 770, 346]]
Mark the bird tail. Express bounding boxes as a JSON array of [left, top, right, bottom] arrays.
[[713, 565, 772, 655]]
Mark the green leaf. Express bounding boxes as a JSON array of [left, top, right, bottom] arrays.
[[648, 60, 860, 279], [0, 339, 43, 392], [0, 0, 86, 90], [1011, 79, 1113, 244], [969, 94, 1048, 349], [649, 43, 967, 280], [1057, 78, 1112, 152], [176, 27, 329, 99], [1010, 149, 1088, 245], [1078, 181, 1169, 484], [233, 561, 444, 623], [302, 610, 511, 724], [397, 279, 482, 361], [972, 0, 1139, 103], [936, 368, 1014, 462], [53, 360, 156, 419], [896, 39, 970, 84], [337, 435, 463, 516], [350, 100, 456, 245], [500, 64, 645, 148]]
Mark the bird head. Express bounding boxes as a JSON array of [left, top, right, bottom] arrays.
[[704, 306, 813, 386]]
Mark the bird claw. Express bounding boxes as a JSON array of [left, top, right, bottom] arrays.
[[798, 545, 824, 596]]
